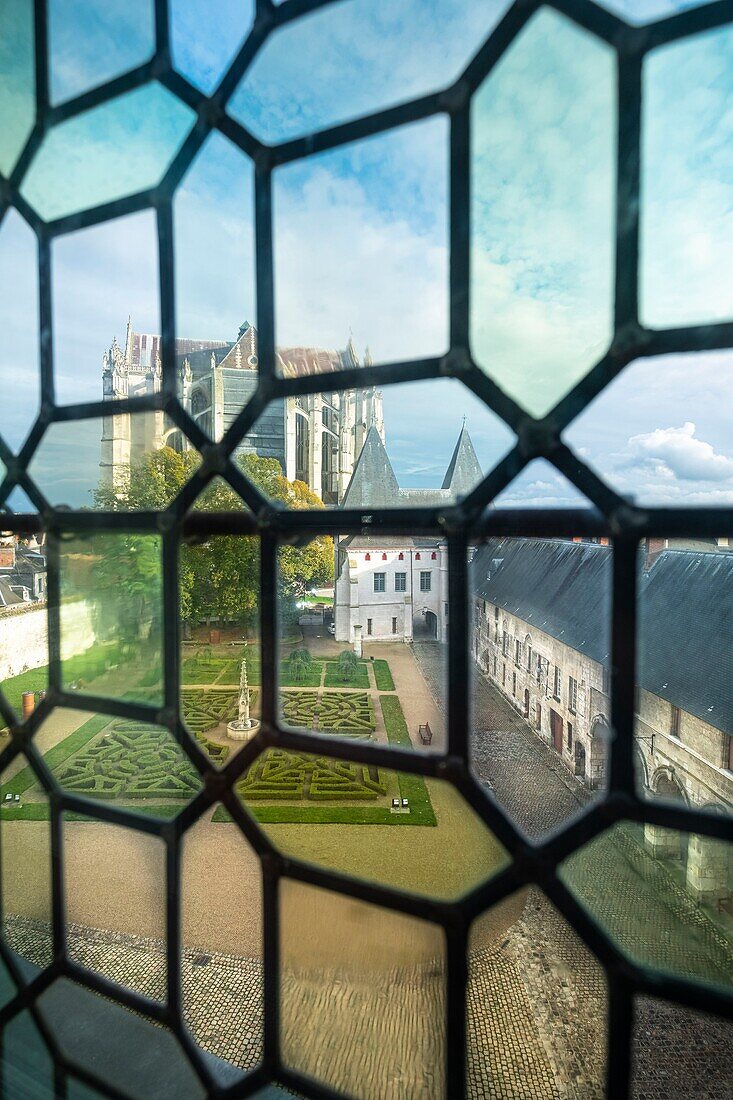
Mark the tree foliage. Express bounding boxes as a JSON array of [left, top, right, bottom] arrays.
[[93, 447, 334, 627], [336, 649, 359, 683]]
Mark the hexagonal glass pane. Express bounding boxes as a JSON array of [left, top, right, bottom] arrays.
[[37, 977, 208, 1100], [59, 532, 164, 705], [232, 746, 507, 900], [20, 84, 195, 222], [277, 532, 449, 754], [181, 810, 263, 1073], [561, 823, 733, 991], [635, 537, 732, 816], [229, 0, 511, 144], [280, 878, 445, 1097], [53, 211, 159, 405], [245, 378, 514, 508], [273, 117, 448, 370], [641, 23, 733, 327], [1, 757, 52, 969], [29, 414, 200, 509], [2, 1010, 54, 1096], [564, 351, 733, 507], [0, 0, 34, 176], [0, 527, 47, 727], [48, 0, 155, 105], [179, 533, 260, 769], [471, 535, 612, 840], [64, 812, 167, 1000], [29, 711, 202, 816], [171, 0, 254, 94], [632, 995, 733, 1097], [174, 132, 256, 438], [470, 7, 615, 416], [491, 458, 595, 509], [0, 209, 39, 452], [468, 890, 607, 1096]]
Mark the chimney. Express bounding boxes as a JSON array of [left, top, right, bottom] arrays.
[[0, 537, 16, 569], [643, 537, 667, 572]]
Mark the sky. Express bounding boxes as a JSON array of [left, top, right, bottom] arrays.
[[0, 0, 731, 509]]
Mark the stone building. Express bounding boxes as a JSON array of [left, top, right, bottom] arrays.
[[101, 319, 384, 504], [472, 537, 733, 905], [334, 425, 482, 645], [0, 534, 46, 606]]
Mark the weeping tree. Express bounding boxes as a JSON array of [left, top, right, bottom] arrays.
[[288, 648, 313, 683], [336, 649, 359, 684]]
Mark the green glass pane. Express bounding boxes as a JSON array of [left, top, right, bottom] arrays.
[[230, 0, 510, 144], [468, 890, 607, 1096], [48, 0, 155, 105], [2, 1011, 54, 1099], [272, 117, 448, 369], [561, 823, 733, 991], [25, 711, 202, 816], [0, 0, 34, 176], [470, 7, 615, 416], [21, 83, 194, 221], [1, 760, 53, 969], [59, 532, 164, 705], [53, 211, 159, 405], [280, 878, 445, 1097], [0, 210, 39, 452], [641, 24, 733, 327], [28, 415, 200, 510]]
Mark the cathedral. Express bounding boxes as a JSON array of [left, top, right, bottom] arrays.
[[101, 320, 384, 505]]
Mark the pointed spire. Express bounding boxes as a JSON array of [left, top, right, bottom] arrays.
[[363, 346, 373, 367], [342, 425, 400, 508], [441, 424, 483, 495], [124, 315, 133, 363]]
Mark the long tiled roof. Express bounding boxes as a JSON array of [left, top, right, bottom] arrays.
[[473, 538, 733, 735]]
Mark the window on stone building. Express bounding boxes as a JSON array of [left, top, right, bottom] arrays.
[[395, 572, 406, 592], [525, 637, 532, 672], [671, 705, 681, 740], [515, 639, 522, 667], [569, 676, 578, 714], [391, 617, 397, 634], [567, 722, 574, 751], [553, 666, 562, 701], [373, 572, 386, 593], [367, 618, 372, 636], [503, 631, 510, 658], [420, 571, 432, 593]]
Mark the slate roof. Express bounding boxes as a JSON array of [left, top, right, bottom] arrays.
[[473, 538, 733, 736], [341, 424, 483, 508], [176, 322, 359, 381]]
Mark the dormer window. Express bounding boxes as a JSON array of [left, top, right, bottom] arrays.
[[364, 553, 371, 561]]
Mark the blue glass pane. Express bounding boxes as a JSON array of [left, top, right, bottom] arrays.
[[0, 0, 35, 176], [171, 0, 254, 94], [21, 83, 194, 221], [48, 0, 155, 104]]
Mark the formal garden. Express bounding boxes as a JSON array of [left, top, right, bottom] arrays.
[[1, 649, 437, 827]]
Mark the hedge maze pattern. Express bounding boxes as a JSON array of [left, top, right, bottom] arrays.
[[181, 687, 255, 735], [281, 691, 374, 733], [54, 722, 202, 801], [236, 749, 388, 803]]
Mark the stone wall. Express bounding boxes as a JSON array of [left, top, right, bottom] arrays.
[[0, 599, 94, 680]]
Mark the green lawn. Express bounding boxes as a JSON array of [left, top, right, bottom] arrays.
[[373, 659, 395, 691], [323, 660, 370, 689]]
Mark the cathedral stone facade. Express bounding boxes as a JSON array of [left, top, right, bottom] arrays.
[[101, 320, 384, 505]]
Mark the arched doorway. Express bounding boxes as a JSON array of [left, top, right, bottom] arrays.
[[645, 769, 688, 865], [589, 716, 610, 789], [424, 611, 438, 639]]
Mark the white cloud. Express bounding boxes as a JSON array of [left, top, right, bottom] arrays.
[[626, 422, 733, 482]]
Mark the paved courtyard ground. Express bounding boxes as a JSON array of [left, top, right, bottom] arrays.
[[1, 640, 730, 1096]]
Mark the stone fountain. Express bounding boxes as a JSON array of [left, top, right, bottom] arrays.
[[226, 647, 260, 742]]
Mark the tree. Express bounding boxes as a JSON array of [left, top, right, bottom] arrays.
[[336, 649, 359, 684], [93, 446, 334, 628], [288, 648, 312, 683]]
